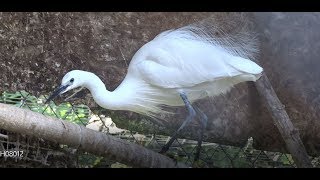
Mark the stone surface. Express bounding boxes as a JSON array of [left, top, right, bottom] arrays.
[[253, 12, 320, 155]]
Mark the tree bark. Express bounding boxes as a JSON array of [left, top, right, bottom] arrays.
[[0, 103, 187, 168], [255, 74, 312, 168]]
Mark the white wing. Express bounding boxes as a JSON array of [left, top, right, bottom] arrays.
[[129, 14, 263, 89], [135, 48, 262, 89]]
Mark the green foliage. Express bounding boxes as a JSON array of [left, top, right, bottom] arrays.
[[0, 91, 90, 125], [110, 162, 131, 168], [77, 153, 131, 168], [77, 153, 105, 168]]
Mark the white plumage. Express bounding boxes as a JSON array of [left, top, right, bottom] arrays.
[[47, 16, 263, 119]]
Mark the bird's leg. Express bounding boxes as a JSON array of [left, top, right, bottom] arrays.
[[193, 106, 208, 162], [159, 92, 196, 154]]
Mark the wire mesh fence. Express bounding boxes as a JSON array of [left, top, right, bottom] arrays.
[[0, 90, 318, 168]]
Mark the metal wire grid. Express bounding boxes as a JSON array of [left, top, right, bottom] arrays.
[[0, 91, 316, 168], [0, 130, 79, 168]]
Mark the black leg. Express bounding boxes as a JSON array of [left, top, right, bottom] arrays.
[[159, 92, 196, 154], [193, 106, 208, 162]]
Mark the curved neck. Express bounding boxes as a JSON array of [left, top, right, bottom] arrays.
[[84, 74, 122, 110]]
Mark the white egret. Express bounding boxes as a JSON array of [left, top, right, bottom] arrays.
[[46, 18, 263, 161]]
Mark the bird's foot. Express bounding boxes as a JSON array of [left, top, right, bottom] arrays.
[[159, 145, 169, 154], [159, 132, 179, 154]]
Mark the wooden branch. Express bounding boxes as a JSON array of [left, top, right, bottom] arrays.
[[255, 73, 312, 168], [0, 133, 8, 139], [0, 103, 187, 168]]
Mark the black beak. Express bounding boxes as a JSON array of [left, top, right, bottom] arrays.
[[45, 85, 69, 104]]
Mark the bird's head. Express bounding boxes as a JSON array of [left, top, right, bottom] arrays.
[[45, 70, 88, 104]]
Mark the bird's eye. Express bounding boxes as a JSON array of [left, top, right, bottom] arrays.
[[70, 78, 74, 83]]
